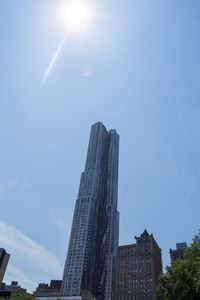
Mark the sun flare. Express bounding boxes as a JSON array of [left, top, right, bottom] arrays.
[[62, 1, 91, 30], [42, 0, 97, 83]]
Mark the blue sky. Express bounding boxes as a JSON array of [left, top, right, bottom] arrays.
[[0, 0, 200, 292]]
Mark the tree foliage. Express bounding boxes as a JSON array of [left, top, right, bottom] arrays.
[[12, 293, 35, 300], [0, 295, 34, 300], [157, 233, 200, 300]]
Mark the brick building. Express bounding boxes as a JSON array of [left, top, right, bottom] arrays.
[[114, 230, 162, 300]]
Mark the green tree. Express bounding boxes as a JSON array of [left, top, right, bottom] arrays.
[[157, 233, 200, 300], [12, 294, 35, 300]]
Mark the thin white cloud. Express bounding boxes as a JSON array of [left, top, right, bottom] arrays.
[[5, 265, 37, 292], [0, 179, 21, 196], [54, 216, 70, 233], [83, 71, 94, 77], [0, 220, 63, 278], [184, 183, 195, 202]]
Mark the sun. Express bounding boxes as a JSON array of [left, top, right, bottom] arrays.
[[42, 0, 97, 83], [62, 1, 91, 30]]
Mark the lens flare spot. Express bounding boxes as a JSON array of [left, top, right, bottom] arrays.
[[62, 1, 91, 30]]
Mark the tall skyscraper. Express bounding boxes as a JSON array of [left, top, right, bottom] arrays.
[[61, 122, 120, 300]]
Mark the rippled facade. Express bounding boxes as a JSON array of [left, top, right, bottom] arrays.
[[61, 122, 119, 300]]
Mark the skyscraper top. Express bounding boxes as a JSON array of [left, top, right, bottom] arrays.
[[85, 122, 119, 172], [92, 122, 118, 133]]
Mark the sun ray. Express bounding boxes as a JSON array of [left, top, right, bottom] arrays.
[[41, 31, 69, 84], [41, 0, 104, 83]]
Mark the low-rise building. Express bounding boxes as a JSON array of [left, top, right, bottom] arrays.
[[1, 281, 32, 298], [33, 280, 62, 297], [114, 229, 162, 300]]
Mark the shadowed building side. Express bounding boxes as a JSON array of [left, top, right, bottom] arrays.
[[0, 249, 10, 285]]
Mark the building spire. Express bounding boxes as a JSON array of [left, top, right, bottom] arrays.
[[141, 229, 150, 237]]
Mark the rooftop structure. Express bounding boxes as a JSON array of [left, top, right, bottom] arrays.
[[170, 242, 187, 262], [33, 280, 62, 297]]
